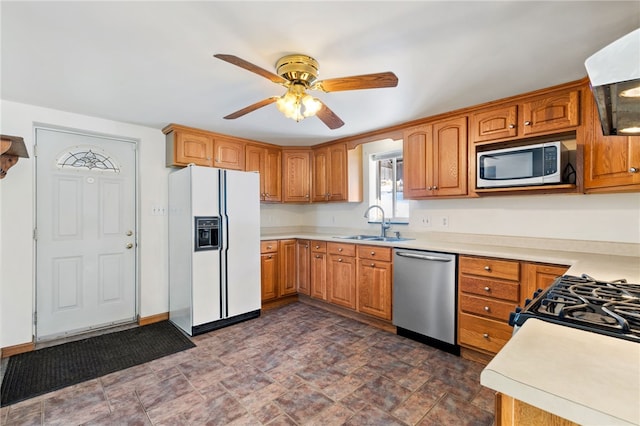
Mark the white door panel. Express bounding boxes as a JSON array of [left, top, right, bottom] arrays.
[[36, 128, 136, 340]]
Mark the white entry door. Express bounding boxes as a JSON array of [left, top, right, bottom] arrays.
[[35, 128, 137, 340]]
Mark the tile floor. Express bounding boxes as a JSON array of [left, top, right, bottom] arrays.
[[0, 302, 495, 425]]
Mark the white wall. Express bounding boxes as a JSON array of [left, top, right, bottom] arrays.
[[0, 100, 170, 348]]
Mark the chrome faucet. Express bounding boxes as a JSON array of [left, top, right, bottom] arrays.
[[364, 205, 391, 238]]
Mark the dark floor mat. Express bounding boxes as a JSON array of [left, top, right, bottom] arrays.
[[0, 321, 195, 406]]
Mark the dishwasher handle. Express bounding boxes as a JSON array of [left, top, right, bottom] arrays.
[[395, 252, 452, 262]]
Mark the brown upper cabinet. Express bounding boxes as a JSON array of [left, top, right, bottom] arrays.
[[246, 144, 282, 202], [282, 149, 312, 203], [311, 143, 362, 202], [165, 126, 214, 167], [212, 136, 245, 170], [470, 88, 580, 144], [403, 115, 468, 198], [583, 91, 640, 193]]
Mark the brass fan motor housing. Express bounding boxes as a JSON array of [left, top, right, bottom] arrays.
[[276, 54, 319, 87]]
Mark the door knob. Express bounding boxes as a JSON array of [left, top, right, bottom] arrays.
[[630, 167, 638, 173], [126, 230, 133, 236], [126, 243, 133, 249]]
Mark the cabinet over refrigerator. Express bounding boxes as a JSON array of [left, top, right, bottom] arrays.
[[169, 165, 261, 336]]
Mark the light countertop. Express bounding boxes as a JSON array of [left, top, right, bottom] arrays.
[[480, 319, 640, 426]]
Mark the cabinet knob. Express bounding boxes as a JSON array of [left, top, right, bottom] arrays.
[[267, 245, 272, 250], [315, 255, 321, 259], [508, 124, 516, 129], [483, 286, 490, 292], [484, 266, 491, 271], [215, 158, 220, 162], [428, 186, 433, 190], [370, 251, 375, 256], [315, 245, 320, 249], [338, 258, 343, 262], [305, 245, 309, 248], [432, 185, 438, 190], [524, 121, 532, 126], [630, 167, 639, 173], [370, 262, 375, 267], [126, 243, 133, 249], [483, 333, 489, 339], [267, 255, 272, 259], [338, 247, 343, 252], [484, 306, 490, 312], [305, 194, 310, 198]]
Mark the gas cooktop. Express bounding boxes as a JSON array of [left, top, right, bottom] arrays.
[[509, 274, 640, 342]]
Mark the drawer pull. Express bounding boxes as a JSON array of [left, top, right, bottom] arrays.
[[524, 121, 532, 126], [483, 286, 490, 292], [315, 255, 321, 259], [315, 245, 320, 249], [338, 247, 343, 252], [483, 333, 489, 339], [630, 167, 639, 173], [370, 251, 375, 255], [266, 245, 272, 250], [508, 124, 515, 129], [484, 266, 491, 271], [484, 306, 490, 312], [267, 255, 272, 259], [370, 263, 375, 267], [338, 258, 343, 262]]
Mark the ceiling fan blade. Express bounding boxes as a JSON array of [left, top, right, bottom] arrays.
[[214, 54, 288, 85], [223, 97, 278, 119], [314, 72, 398, 92], [315, 102, 345, 129]]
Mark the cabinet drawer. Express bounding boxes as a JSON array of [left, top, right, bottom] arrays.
[[327, 242, 356, 256], [459, 294, 517, 322], [260, 240, 278, 254], [311, 240, 327, 252], [458, 313, 514, 354], [459, 275, 519, 302], [357, 245, 392, 262], [460, 256, 520, 281]]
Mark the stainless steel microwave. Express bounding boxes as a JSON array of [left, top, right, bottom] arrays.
[[477, 141, 568, 188]]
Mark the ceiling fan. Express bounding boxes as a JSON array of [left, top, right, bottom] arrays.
[[214, 54, 399, 129]]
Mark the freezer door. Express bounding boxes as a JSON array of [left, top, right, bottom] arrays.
[[221, 169, 261, 317]]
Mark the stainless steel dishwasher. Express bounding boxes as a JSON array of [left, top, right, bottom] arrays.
[[393, 249, 459, 355]]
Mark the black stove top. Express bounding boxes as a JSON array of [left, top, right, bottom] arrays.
[[509, 274, 640, 342]]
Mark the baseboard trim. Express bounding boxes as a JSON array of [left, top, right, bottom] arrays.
[[1, 341, 35, 358], [138, 312, 169, 326], [262, 294, 299, 311]]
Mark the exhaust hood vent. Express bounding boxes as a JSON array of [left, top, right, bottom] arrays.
[[585, 28, 640, 136]]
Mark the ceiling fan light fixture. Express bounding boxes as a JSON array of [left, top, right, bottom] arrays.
[[275, 84, 321, 122]]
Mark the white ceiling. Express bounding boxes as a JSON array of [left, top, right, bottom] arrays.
[[2, 1, 639, 146]]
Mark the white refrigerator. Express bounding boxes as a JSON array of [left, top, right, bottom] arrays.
[[168, 165, 261, 336]]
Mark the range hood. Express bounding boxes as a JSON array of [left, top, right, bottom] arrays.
[[585, 28, 640, 136]]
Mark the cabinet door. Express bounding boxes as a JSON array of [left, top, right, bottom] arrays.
[[432, 116, 468, 196], [213, 137, 245, 170], [522, 90, 580, 136], [470, 104, 518, 143], [264, 148, 282, 202], [403, 125, 433, 198], [521, 262, 568, 308], [311, 146, 329, 202], [279, 240, 297, 296], [283, 150, 311, 203], [310, 252, 327, 300], [327, 143, 348, 201], [174, 131, 214, 166], [296, 240, 310, 295], [327, 254, 356, 309], [584, 92, 640, 191], [260, 252, 279, 301], [357, 260, 392, 320]]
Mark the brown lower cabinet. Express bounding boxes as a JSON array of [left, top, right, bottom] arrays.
[[327, 242, 357, 310], [260, 239, 296, 303], [496, 393, 579, 426], [357, 245, 392, 320], [458, 255, 568, 360], [310, 240, 327, 300], [296, 240, 310, 295]]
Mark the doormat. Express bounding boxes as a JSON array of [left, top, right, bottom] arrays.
[[0, 321, 195, 407]]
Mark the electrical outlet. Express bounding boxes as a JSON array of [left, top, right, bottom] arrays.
[[441, 216, 449, 227], [151, 206, 166, 216], [421, 216, 432, 227]]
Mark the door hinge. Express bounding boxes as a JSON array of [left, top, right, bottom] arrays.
[[33, 144, 37, 157], [34, 311, 37, 326], [33, 228, 38, 240]]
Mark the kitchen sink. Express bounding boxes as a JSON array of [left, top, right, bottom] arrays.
[[334, 235, 414, 242]]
